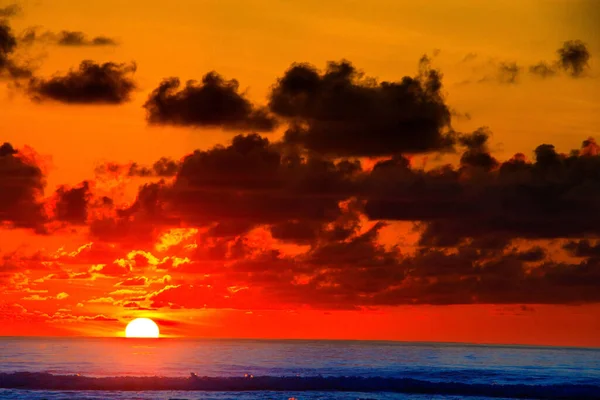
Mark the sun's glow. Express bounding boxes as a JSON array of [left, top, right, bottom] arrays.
[[125, 318, 160, 338]]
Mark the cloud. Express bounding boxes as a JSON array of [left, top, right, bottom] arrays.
[[0, 3, 20, 17], [89, 262, 131, 277], [0, 142, 46, 229], [271, 57, 454, 156], [496, 62, 521, 84], [0, 20, 34, 79], [144, 72, 277, 131], [115, 276, 149, 286], [93, 133, 363, 245], [28, 60, 137, 104], [557, 40, 591, 77], [54, 181, 91, 224], [528, 40, 591, 79], [470, 40, 592, 83], [528, 62, 557, 78], [56, 31, 117, 46], [109, 289, 146, 296], [141, 217, 600, 309], [79, 314, 118, 322], [95, 158, 179, 178], [364, 135, 600, 244], [87, 296, 115, 304], [20, 29, 118, 47], [22, 292, 69, 301], [563, 240, 600, 257]]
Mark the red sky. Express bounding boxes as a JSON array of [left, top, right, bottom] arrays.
[[1, 0, 599, 347]]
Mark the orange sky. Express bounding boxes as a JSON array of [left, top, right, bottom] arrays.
[[1, 0, 599, 346]]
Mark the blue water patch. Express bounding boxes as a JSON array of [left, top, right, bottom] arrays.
[[1, 372, 599, 399]]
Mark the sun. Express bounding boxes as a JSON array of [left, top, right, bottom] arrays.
[[125, 318, 160, 338]]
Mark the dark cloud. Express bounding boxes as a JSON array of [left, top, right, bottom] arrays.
[[94, 129, 600, 253], [461, 52, 477, 63], [28, 60, 136, 104], [528, 40, 590, 79], [144, 72, 277, 131], [371, 247, 600, 305], [557, 40, 590, 77], [57, 31, 117, 46], [148, 222, 600, 309], [20, 29, 118, 46], [270, 57, 454, 156], [473, 40, 591, 82], [528, 62, 557, 78], [365, 135, 600, 246], [514, 246, 546, 262], [90, 134, 364, 245], [0, 142, 46, 228], [95, 158, 180, 178], [0, 3, 20, 17], [563, 240, 600, 258], [496, 62, 521, 84], [0, 21, 33, 79], [54, 181, 91, 224]]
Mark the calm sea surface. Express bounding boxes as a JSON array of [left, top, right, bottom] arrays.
[[0, 337, 599, 399]]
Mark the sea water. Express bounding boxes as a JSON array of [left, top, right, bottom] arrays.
[[0, 337, 599, 399]]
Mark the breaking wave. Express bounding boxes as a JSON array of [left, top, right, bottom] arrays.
[[1, 372, 599, 399]]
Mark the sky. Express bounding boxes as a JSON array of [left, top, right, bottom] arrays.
[[1, 0, 599, 346]]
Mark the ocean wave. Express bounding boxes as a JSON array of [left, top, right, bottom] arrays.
[[0, 372, 599, 399]]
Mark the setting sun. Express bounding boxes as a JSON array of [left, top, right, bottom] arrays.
[[125, 318, 160, 338]]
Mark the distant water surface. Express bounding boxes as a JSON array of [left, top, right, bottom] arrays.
[[0, 337, 598, 399]]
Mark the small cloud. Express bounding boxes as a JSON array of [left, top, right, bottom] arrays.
[[22, 294, 48, 301], [557, 40, 590, 77], [144, 72, 277, 131], [87, 296, 115, 303], [19, 28, 118, 47], [78, 314, 118, 322], [57, 31, 117, 46], [0, 3, 21, 17], [461, 52, 477, 63], [529, 61, 557, 78], [28, 60, 137, 104]]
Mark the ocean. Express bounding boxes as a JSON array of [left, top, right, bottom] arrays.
[[0, 337, 599, 399]]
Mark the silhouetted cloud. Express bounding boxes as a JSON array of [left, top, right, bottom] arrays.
[[95, 158, 179, 178], [366, 136, 600, 247], [0, 142, 46, 228], [472, 40, 592, 83], [28, 60, 136, 104], [529, 62, 557, 78], [141, 220, 600, 309], [270, 57, 454, 156], [563, 240, 600, 257], [144, 72, 277, 131], [557, 40, 591, 77], [0, 20, 33, 79], [0, 3, 20, 17], [496, 62, 521, 84], [57, 31, 117, 46], [528, 40, 591, 79], [5, 48, 596, 311], [54, 181, 90, 224], [20, 28, 118, 46]]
